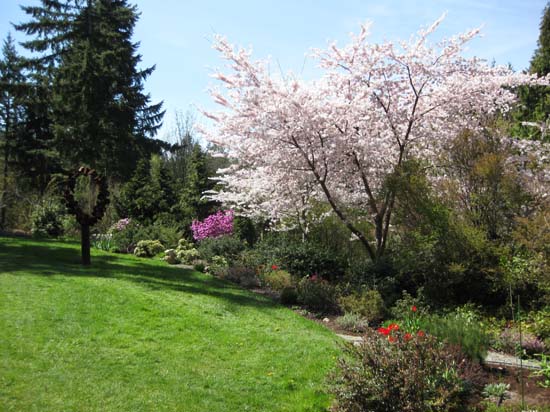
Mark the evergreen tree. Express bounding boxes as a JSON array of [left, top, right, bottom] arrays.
[[0, 34, 27, 227], [16, 0, 165, 179], [180, 144, 213, 222], [512, 2, 550, 139]]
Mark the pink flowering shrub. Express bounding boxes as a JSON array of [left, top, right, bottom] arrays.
[[191, 210, 234, 241], [113, 218, 131, 232]]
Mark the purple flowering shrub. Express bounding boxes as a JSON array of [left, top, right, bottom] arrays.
[[191, 210, 234, 241]]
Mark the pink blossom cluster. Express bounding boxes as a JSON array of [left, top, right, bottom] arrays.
[[113, 218, 131, 232], [191, 210, 234, 241]]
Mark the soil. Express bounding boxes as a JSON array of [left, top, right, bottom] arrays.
[[484, 365, 550, 407]]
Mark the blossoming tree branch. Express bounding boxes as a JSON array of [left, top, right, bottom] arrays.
[[202, 15, 549, 262]]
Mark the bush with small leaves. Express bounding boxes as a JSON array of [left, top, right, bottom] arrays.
[[280, 287, 299, 305], [262, 269, 293, 292], [335, 312, 369, 333], [330, 328, 483, 412], [208, 255, 229, 277], [134, 240, 164, 258], [338, 289, 385, 323], [297, 275, 338, 313], [225, 265, 260, 288]]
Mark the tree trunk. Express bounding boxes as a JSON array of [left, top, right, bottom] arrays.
[[81, 223, 91, 265]]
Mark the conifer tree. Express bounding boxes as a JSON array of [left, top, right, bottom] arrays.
[[16, 0, 165, 179]]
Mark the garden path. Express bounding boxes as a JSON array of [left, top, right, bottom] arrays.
[[336, 334, 542, 370]]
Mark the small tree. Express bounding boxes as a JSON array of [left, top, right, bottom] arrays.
[[64, 167, 109, 265]]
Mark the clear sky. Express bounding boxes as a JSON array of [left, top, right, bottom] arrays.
[[0, 0, 547, 140]]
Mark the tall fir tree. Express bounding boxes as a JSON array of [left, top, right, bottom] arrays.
[[0, 33, 27, 227], [512, 2, 550, 139], [16, 0, 165, 179]]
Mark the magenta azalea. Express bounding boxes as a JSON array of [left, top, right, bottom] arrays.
[[191, 210, 234, 241]]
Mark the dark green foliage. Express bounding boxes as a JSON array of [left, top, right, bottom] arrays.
[[30, 196, 67, 237], [331, 329, 483, 412], [196, 235, 245, 264], [15, 0, 165, 179], [511, 3, 550, 139], [280, 287, 299, 305], [233, 216, 257, 246], [116, 156, 178, 224], [110, 220, 180, 253], [256, 235, 345, 280], [297, 276, 338, 313], [420, 313, 491, 363]]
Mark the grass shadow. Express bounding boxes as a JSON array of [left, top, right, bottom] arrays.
[[0, 237, 278, 311]]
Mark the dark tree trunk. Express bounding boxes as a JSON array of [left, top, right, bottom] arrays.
[[81, 223, 90, 265]]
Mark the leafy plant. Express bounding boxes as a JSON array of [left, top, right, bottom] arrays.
[[335, 312, 369, 333], [133, 240, 164, 258], [420, 313, 490, 363], [31, 197, 67, 238], [297, 275, 338, 313], [532, 353, 550, 388], [330, 328, 482, 412], [261, 269, 292, 292], [482, 383, 510, 406], [225, 265, 260, 288], [197, 235, 245, 263], [280, 287, 298, 305], [208, 255, 229, 277], [338, 289, 385, 322]]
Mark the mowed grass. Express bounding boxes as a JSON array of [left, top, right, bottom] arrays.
[[0, 237, 339, 412]]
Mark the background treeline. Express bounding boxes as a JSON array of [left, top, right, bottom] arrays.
[[0, 0, 222, 238]]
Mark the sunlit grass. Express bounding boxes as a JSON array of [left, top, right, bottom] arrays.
[[0, 237, 338, 411]]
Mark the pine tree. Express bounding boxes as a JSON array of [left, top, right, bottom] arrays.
[[180, 144, 214, 221], [15, 0, 165, 179], [0, 34, 27, 228]]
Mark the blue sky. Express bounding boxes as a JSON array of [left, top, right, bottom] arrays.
[[0, 0, 547, 139]]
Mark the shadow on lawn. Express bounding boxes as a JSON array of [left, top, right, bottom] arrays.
[[0, 237, 278, 311]]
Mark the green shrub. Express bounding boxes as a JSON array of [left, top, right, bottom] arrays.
[[531, 307, 550, 340], [280, 287, 298, 305], [420, 313, 490, 363], [255, 237, 345, 280], [31, 198, 67, 238], [335, 312, 369, 333], [297, 276, 338, 313], [111, 221, 180, 253], [225, 265, 260, 288], [208, 255, 229, 277], [197, 235, 245, 263], [193, 261, 206, 273], [331, 328, 483, 412], [338, 289, 385, 322], [177, 248, 200, 264], [262, 269, 292, 292], [134, 240, 164, 258]]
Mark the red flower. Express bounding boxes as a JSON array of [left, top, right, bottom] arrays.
[[310, 274, 318, 281], [377, 327, 390, 336], [388, 336, 396, 343], [388, 323, 399, 331], [271, 265, 278, 270], [404, 333, 412, 341], [417, 330, 425, 337], [411, 305, 417, 312]]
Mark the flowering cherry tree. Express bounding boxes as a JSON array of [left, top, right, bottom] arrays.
[[202, 16, 548, 262]]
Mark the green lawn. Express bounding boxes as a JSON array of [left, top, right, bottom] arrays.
[[0, 237, 339, 411]]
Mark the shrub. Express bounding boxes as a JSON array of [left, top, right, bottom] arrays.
[[255, 237, 345, 280], [176, 248, 200, 264], [531, 307, 550, 340], [134, 240, 164, 258], [262, 269, 293, 292], [280, 287, 299, 305], [208, 255, 229, 277], [197, 235, 245, 263], [497, 327, 546, 357], [420, 313, 490, 363], [191, 210, 233, 241], [335, 312, 369, 333], [297, 276, 338, 313], [111, 220, 180, 253], [193, 261, 206, 273], [225, 265, 260, 288], [338, 289, 385, 322], [31, 198, 67, 238], [330, 328, 483, 412]]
